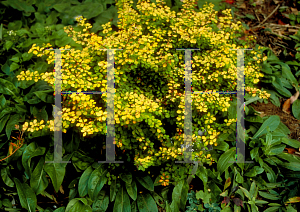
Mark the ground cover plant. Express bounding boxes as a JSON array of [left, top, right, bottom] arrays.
[[1, 0, 300, 211]]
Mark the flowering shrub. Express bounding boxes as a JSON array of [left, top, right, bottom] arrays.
[[16, 0, 270, 186]]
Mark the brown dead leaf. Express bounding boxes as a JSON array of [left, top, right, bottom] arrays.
[[238, 3, 246, 9], [59, 185, 64, 194], [285, 147, 297, 154], [291, 8, 299, 15], [282, 99, 291, 114]]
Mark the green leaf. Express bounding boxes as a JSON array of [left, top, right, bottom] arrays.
[[1, 167, 14, 187], [266, 144, 286, 156], [6, 113, 24, 140], [239, 186, 251, 200], [250, 147, 259, 160], [281, 137, 300, 148], [33, 90, 54, 104], [171, 179, 189, 210], [214, 140, 229, 151], [22, 142, 46, 179], [125, 180, 137, 201], [217, 147, 236, 174], [110, 178, 118, 202], [65, 198, 92, 212], [252, 115, 280, 139], [44, 151, 73, 193], [136, 175, 154, 191], [30, 157, 48, 195], [113, 185, 131, 212], [14, 177, 37, 212], [52, 3, 71, 13], [9, 62, 20, 71], [5, 41, 14, 51], [292, 99, 300, 120], [282, 162, 300, 171], [136, 192, 159, 212], [0, 114, 10, 134], [258, 191, 281, 200], [78, 166, 93, 197], [262, 162, 276, 183], [88, 167, 108, 201], [272, 76, 293, 97], [245, 14, 256, 19], [120, 171, 133, 184], [196, 190, 211, 204], [244, 166, 264, 177], [196, 166, 208, 187], [263, 206, 281, 212], [92, 190, 109, 212], [55, 36, 73, 47], [22, 52, 33, 62]]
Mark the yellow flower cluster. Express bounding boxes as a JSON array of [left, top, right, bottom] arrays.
[[15, 0, 271, 179], [246, 86, 271, 99]]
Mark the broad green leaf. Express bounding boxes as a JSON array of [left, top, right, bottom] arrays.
[[136, 175, 154, 191], [64, 130, 80, 153], [110, 178, 117, 202], [214, 140, 229, 151], [196, 166, 208, 187], [125, 180, 137, 201], [5, 41, 14, 50], [52, 3, 70, 13], [272, 76, 292, 97], [88, 167, 108, 201], [92, 190, 109, 212], [250, 147, 259, 160], [0, 114, 10, 134], [277, 152, 300, 163], [239, 186, 251, 200], [249, 181, 257, 199], [282, 162, 300, 171], [1, 167, 14, 187], [171, 179, 188, 211], [78, 166, 93, 197], [120, 171, 133, 184], [252, 115, 280, 139], [266, 144, 286, 156], [53, 207, 66, 212], [258, 191, 281, 200], [262, 162, 276, 183], [217, 147, 236, 174], [292, 99, 300, 120], [113, 185, 131, 212], [137, 192, 158, 212], [22, 142, 46, 179], [281, 137, 300, 148], [44, 151, 73, 193], [65, 198, 92, 212], [6, 113, 24, 140], [263, 206, 281, 212], [9, 62, 19, 72], [14, 178, 37, 212], [196, 190, 211, 204], [22, 52, 33, 62], [30, 157, 48, 195]]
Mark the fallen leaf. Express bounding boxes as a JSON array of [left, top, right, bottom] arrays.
[[285, 148, 297, 154], [282, 99, 291, 114], [291, 8, 299, 15], [290, 90, 299, 104], [59, 185, 64, 194], [278, 19, 286, 25]]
